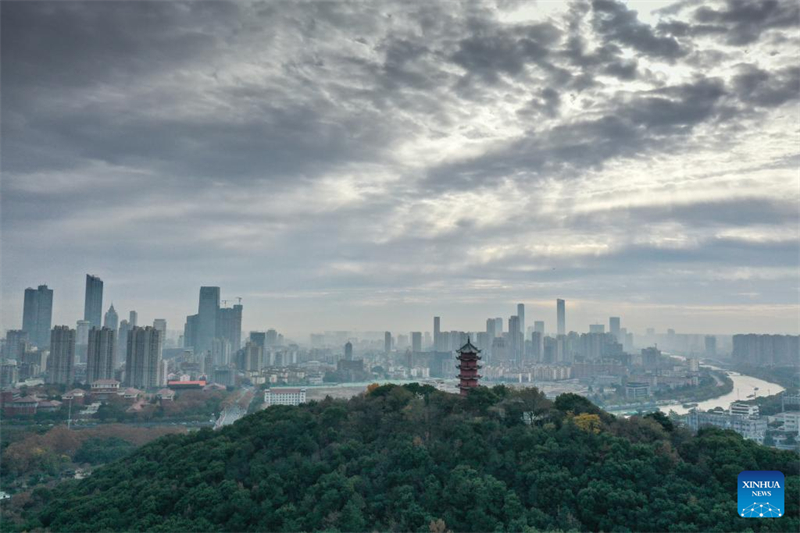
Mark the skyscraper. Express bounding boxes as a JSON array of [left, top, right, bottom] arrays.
[[5, 330, 28, 360], [433, 317, 441, 351], [557, 299, 565, 336], [216, 303, 242, 352], [589, 324, 605, 333], [344, 341, 353, 361], [197, 287, 220, 355], [129, 310, 138, 327], [84, 274, 103, 329], [125, 326, 163, 389], [87, 327, 116, 383], [534, 321, 545, 334], [117, 319, 130, 367], [411, 332, 422, 353], [104, 304, 119, 332], [48, 326, 76, 385], [22, 284, 53, 349], [508, 315, 521, 365], [531, 331, 543, 362], [609, 317, 621, 340], [517, 303, 525, 338], [153, 319, 167, 340], [486, 318, 496, 339], [384, 331, 392, 354], [494, 317, 503, 336]]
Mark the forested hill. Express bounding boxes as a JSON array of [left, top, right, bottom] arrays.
[[22, 384, 800, 532]]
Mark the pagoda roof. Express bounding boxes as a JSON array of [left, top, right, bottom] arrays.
[[456, 337, 481, 354]]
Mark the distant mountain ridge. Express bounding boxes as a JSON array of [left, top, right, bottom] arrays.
[[19, 384, 800, 532]]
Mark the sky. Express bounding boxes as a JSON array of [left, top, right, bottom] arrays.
[[1, 0, 799, 339]]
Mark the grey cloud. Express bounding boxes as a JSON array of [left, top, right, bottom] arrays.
[[732, 64, 800, 107], [693, 0, 800, 46], [591, 0, 686, 59]]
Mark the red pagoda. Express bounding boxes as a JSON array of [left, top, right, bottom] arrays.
[[455, 338, 482, 396]]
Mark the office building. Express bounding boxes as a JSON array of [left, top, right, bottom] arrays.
[[196, 287, 220, 355], [494, 317, 503, 336], [48, 326, 76, 385], [264, 387, 307, 407], [104, 304, 119, 332], [125, 326, 163, 389], [517, 303, 525, 338], [589, 324, 605, 334], [249, 331, 266, 350], [117, 319, 130, 366], [344, 341, 353, 361], [129, 310, 138, 327], [557, 299, 565, 336], [87, 327, 116, 383], [217, 303, 243, 352], [411, 332, 422, 353], [730, 403, 759, 418], [4, 330, 28, 361], [531, 331, 543, 362], [609, 317, 620, 340], [153, 319, 167, 339], [22, 284, 53, 349], [384, 331, 392, 354], [534, 321, 545, 335], [508, 315, 521, 365], [265, 329, 278, 347], [84, 274, 103, 329], [485, 318, 496, 339], [705, 335, 717, 357], [243, 341, 263, 372], [433, 317, 441, 351]]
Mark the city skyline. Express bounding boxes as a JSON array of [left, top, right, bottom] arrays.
[[2, 0, 799, 336]]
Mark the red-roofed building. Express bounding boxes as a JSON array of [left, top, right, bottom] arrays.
[[167, 379, 206, 390]]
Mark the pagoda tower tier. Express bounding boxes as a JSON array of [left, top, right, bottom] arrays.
[[455, 337, 482, 396]]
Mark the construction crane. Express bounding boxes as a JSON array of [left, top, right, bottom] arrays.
[[235, 297, 242, 304]]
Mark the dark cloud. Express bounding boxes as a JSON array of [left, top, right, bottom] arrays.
[[591, 0, 686, 59], [732, 64, 800, 107], [693, 0, 800, 46]]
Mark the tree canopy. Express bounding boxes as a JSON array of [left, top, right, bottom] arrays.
[[17, 384, 800, 532]]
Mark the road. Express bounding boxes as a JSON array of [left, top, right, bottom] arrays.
[[214, 387, 254, 430]]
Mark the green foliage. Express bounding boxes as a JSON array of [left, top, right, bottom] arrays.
[[21, 385, 800, 532], [74, 437, 136, 465]]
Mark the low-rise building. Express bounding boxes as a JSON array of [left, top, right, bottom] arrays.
[[685, 410, 767, 444], [264, 387, 307, 407], [730, 402, 759, 418]]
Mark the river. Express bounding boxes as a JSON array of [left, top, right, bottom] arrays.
[[658, 368, 785, 415]]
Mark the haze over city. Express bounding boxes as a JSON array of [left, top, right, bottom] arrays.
[[2, 0, 799, 337]]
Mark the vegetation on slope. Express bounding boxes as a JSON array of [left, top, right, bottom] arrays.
[[17, 384, 800, 532]]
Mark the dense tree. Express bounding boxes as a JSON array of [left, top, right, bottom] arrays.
[[13, 385, 800, 532]]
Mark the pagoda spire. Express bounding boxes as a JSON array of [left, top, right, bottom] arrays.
[[455, 337, 482, 396]]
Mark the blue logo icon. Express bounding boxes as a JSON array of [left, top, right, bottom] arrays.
[[738, 471, 784, 518]]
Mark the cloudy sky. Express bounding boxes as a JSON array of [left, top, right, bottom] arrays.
[[2, 0, 798, 339]]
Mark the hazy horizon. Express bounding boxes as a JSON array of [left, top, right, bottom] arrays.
[[2, 0, 799, 337]]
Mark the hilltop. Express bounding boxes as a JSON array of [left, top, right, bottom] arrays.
[[15, 384, 800, 532]]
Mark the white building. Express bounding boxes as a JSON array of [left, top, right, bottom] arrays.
[[685, 410, 767, 444], [729, 402, 759, 418], [773, 411, 800, 435], [264, 387, 306, 407]]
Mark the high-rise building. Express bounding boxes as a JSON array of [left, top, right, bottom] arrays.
[[494, 317, 503, 336], [609, 317, 620, 340], [249, 331, 266, 351], [5, 330, 29, 360], [344, 341, 353, 361], [433, 317, 441, 351], [508, 315, 521, 365], [183, 315, 198, 349], [410, 332, 422, 353], [153, 319, 167, 340], [265, 329, 278, 347], [534, 321, 545, 334], [48, 326, 76, 385], [117, 319, 130, 368], [531, 331, 543, 362], [197, 287, 220, 355], [22, 284, 53, 349], [384, 331, 392, 354], [485, 318, 496, 339], [129, 310, 138, 327], [517, 303, 525, 338], [84, 274, 104, 329], [125, 326, 163, 389], [243, 341, 263, 372], [705, 335, 717, 357], [104, 304, 119, 332], [216, 303, 242, 352], [557, 299, 565, 336], [87, 327, 116, 383], [589, 324, 605, 334]]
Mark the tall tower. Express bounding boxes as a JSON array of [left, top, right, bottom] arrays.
[[23, 285, 54, 349], [197, 287, 220, 355], [557, 299, 566, 336], [433, 317, 441, 351], [384, 331, 392, 354], [517, 303, 525, 338], [508, 315, 521, 365], [129, 310, 138, 327], [411, 332, 422, 353], [344, 341, 353, 361], [84, 274, 103, 329], [87, 327, 116, 383], [104, 304, 119, 332], [455, 338, 482, 396], [48, 326, 76, 385], [609, 317, 620, 340]]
